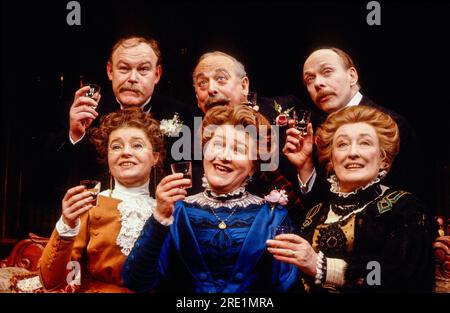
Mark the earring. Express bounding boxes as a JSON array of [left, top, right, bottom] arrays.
[[377, 170, 387, 180]]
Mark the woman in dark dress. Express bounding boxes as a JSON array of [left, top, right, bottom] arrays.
[[268, 105, 436, 292]]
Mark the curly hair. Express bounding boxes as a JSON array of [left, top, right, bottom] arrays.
[[201, 105, 275, 166], [89, 107, 165, 175], [315, 105, 400, 176]]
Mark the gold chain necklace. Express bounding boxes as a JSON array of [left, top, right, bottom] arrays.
[[209, 206, 239, 229]]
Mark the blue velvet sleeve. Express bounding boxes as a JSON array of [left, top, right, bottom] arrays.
[[121, 215, 170, 293]]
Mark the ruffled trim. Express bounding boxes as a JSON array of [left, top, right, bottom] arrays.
[[201, 175, 247, 199], [327, 171, 386, 198], [115, 196, 156, 256], [185, 192, 264, 210]]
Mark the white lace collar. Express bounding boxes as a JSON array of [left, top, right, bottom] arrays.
[[99, 179, 155, 256], [327, 171, 386, 198]]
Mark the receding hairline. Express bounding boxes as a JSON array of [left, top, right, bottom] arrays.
[[109, 36, 161, 65], [193, 51, 247, 83]]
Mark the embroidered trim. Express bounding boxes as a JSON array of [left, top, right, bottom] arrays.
[[377, 190, 410, 214], [185, 192, 264, 209], [303, 203, 323, 228], [116, 196, 156, 256]]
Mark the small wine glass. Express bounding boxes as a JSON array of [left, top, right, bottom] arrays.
[[292, 110, 311, 136], [80, 180, 101, 205], [244, 91, 257, 107], [83, 83, 101, 102], [272, 225, 292, 239], [170, 161, 192, 189]]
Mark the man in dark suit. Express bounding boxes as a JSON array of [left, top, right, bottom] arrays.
[[284, 47, 422, 206], [192, 51, 306, 211]]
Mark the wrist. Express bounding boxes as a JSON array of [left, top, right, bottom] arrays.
[[62, 216, 76, 228], [297, 161, 314, 180]]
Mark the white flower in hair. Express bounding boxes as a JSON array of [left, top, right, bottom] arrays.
[[160, 113, 184, 137]]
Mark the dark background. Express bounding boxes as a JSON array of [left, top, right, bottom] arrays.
[[1, 0, 449, 253]]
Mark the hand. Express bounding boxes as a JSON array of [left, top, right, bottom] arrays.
[[69, 86, 101, 142], [282, 123, 314, 180], [61, 185, 95, 228], [267, 233, 318, 277], [155, 173, 191, 219]]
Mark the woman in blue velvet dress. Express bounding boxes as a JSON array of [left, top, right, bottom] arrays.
[[122, 105, 299, 293]]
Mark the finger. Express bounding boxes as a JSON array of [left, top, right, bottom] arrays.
[[65, 191, 94, 208], [267, 247, 297, 258], [63, 185, 88, 202], [283, 142, 298, 153], [274, 233, 307, 244], [286, 128, 301, 137], [266, 239, 293, 250], [165, 194, 186, 204], [162, 187, 188, 197], [272, 254, 298, 265], [79, 97, 100, 108], [66, 204, 93, 221], [306, 123, 314, 137], [159, 178, 191, 192], [285, 136, 300, 147], [74, 86, 92, 99], [158, 173, 184, 186], [72, 104, 99, 115], [65, 195, 94, 213], [72, 112, 98, 122]]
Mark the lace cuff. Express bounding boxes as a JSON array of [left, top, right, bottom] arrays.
[[55, 216, 80, 238], [152, 210, 174, 226], [325, 257, 347, 287]]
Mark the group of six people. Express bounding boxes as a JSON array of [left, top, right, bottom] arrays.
[[7, 34, 437, 293]]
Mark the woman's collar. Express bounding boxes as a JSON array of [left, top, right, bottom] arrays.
[[201, 175, 246, 200], [114, 178, 150, 197], [328, 170, 387, 198]]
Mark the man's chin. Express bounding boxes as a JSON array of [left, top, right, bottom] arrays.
[[119, 97, 145, 107]]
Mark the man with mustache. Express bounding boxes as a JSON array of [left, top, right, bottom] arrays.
[[285, 47, 422, 205], [69, 35, 195, 143]]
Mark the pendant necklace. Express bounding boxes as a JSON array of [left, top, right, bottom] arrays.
[[209, 206, 239, 229]]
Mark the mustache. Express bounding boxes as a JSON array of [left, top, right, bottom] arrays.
[[119, 86, 143, 94], [204, 95, 230, 111], [315, 90, 334, 101]]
